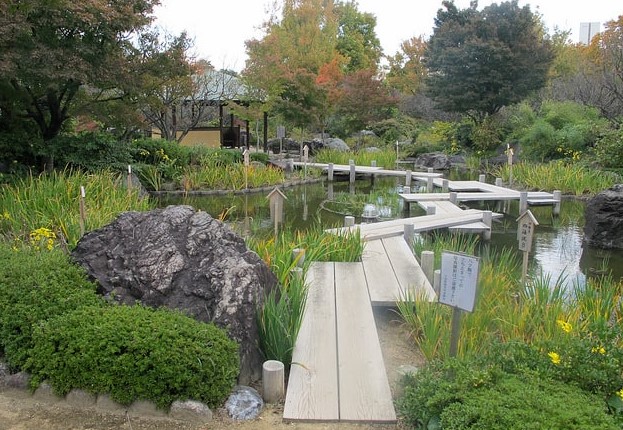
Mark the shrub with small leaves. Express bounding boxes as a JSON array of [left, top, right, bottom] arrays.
[[26, 305, 239, 409], [0, 244, 102, 369]]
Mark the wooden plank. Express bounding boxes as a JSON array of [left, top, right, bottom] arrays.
[[334, 263, 397, 423], [283, 262, 339, 422], [361, 240, 403, 306], [381, 236, 436, 301], [448, 222, 490, 233]]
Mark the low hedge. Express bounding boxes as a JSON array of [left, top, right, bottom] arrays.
[[0, 245, 102, 368], [25, 305, 239, 409]]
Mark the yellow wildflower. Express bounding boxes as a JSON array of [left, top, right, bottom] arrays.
[[556, 319, 572, 333], [618, 389, 623, 401], [548, 351, 561, 365], [591, 346, 606, 355]]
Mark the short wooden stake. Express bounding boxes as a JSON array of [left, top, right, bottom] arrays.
[[292, 248, 306, 267], [478, 173, 486, 183], [349, 163, 356, 184], [433, 269, 441, 297], [371, 160, 376, 167], [421, 251, 435, 285], [427, 176, 434, 192], [495, 177, 503, 187], [442, 179, 449, 193], [427, 167, 434, 174], [553, 190, 562, 216], [127, 165, 132, 195], [482, 210, 492, 241], [328, 163, 334, 181], [519, 191, 528, 214], [262, 360, 285, 404], [344, 216, 355, 227], [521, 250, 529, 285], [405, 170, 412, 187], [404, 224, 415, 246]]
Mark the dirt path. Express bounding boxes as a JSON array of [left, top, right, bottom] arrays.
[[0, 308, 422, 430]]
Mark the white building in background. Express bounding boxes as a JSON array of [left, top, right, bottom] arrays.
[[579, 22, 601, 44]]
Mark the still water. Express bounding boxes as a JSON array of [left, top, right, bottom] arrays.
[[157, 177, 623, 285]]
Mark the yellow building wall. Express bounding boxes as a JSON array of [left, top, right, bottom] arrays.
[[178, 129, 221, 148]]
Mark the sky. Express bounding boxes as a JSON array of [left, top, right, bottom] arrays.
[[153, 0, 623, 71]]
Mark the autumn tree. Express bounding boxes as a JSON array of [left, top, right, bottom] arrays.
[[335, 1, 382, 73], [0, 0, 160, 169], [386, 36, 428, 96], [425, 0, 554, 123]]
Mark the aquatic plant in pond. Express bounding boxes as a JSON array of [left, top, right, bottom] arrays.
[[314, 148, 397, 168]]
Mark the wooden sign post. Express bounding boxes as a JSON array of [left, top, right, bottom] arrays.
[[243, 149, 250, 190], [127, 165, 132, 195], [303, 144, 309, 180], [506, 143, 514, 187], [439, 251, 480, 357], [277, 125, 285, 155], [79, 186, 86, 237], [267, 187, 287, 238], [517, 210, 539, 284]]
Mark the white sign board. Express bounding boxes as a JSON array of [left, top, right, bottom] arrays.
[[516, 210, 538, 252], [277, 125, 286, 139], [439, 251, 479, 312]]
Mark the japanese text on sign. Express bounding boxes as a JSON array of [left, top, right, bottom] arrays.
[[439, 251, 479, 312]]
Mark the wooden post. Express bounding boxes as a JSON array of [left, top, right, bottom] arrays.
[[442, 179, 449, 193], [267, 187, 287, 238], [433, 269, 441, 297], [404, 224, 415, 246], [482, 210, 492, 241], [421, 251, 435, 285], [427, 176, 434, 192], [426, 205, 436, 215], [371, 160, 377, 167], [262, 360, 284, 403], [449, 192, 458, 205], [427, 167, 434, 174], [327, 182, 334, 200], [127, 165, 132, 195], [478, 173, 486, 183], [79, 186, 86, 237], [328, 163, 334, 181], [405, 170, 412, 188], [449, 307, 462, 357], [344, 216, 355, 227], [302, 145, 309, 180], [292, 248, 306, 267], [517, 210, 538, 284], [349, 162, 356, 184], [506, 144, 514, 188], [495, 177, 503, 187], [519, 191, 528, 214], [553, 190, 562, 216], [243, 149, 250, 190]]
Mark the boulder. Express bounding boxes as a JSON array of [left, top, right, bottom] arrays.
[[71, 205, 278, 384], [225, 386, 263, 420], [413, 152, 452, 170], [584, 184, 623, 249], [321, 137, 349, 152]]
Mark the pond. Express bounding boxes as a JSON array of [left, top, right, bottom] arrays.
[[157, 176, 623, 286]]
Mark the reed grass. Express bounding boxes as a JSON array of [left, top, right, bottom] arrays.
[[400, 229, 623, 361], [181, 164, 285, 191], [0, 170, 153, 247], [250, 225, 363, 365], [314, 148, 397, 168], [494, 161, 620, 195]]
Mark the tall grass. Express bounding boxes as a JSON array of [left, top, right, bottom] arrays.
[[180, 164, 286, 191], [400, 229, 623, 361], [314, 148, 397, 168], [250, 225, 363, 365], [0, 170, 153, 247], [494, 161, 620, 195]]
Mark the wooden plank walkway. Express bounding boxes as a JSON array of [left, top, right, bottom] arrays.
[[284, 237, 435, 423]]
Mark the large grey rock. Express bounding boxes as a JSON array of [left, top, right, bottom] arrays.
[[225, 386, 263, 420], [584, 184, 623, 249], [322, 137, 349, 152], [414, 152, 452, 170], [71, 205, 278, 384], [170, 400, 213, 423]]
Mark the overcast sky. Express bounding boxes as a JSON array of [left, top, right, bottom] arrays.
[[153, 0, 623, 71]]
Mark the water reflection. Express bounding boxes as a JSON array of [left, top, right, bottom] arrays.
[[156, 177, 623, 284]]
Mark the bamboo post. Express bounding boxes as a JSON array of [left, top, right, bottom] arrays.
[[421, 251, 435, 285], [79, 186, 86, 237], [127, 165, 132, 195], [262, 360, 285, 403]]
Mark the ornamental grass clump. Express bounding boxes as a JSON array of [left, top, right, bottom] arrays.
[[26, 305, 239, 409]]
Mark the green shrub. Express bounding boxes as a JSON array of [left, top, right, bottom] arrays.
[[47, 132, 134, 172], [0, 245, 102, 369], [250, 151, 270, 164], [26, 305, 239, 409], [398, 358, 619, 430], [594, 126, 623, 169]]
